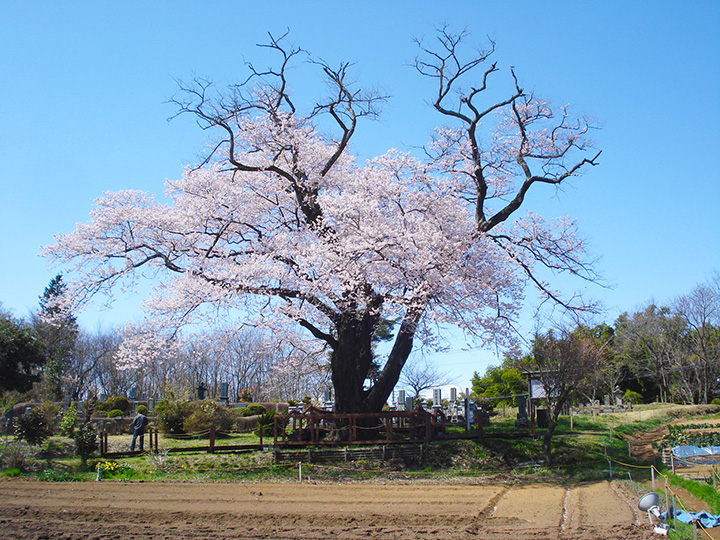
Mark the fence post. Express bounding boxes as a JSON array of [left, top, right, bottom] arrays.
[[651, 467, 656, 491], [209, 425, 215, 454], [673, 495, 677, 530]]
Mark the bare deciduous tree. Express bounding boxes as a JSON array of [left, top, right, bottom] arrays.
[[673, 279, 720, 404], [614, 305, 686, 403], [400, 356, 453, 403], [523, 328, 594, 465]]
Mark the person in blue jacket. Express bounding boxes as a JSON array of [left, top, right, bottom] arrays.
[[130, 407, 149, 452]]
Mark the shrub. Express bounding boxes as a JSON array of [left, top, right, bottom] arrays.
[[135, 404, 149, 415], [0, 440, 32, 471], [38, 402, 60, 418], [59, 403, 78, 437], [711, 398, 720, 406], [14, 408, 54, 446], [235, 416, 259, 433], [107, 409, 123, 419], [74, 422, 97, 467], [0, 390, 24, 416], [182, 400, 235, 435], [623, 389, 644, 404], [477, 399, 497, 416], [99, 396, 130, 414], [154, 398, 194, 434], [240, 404, 267, 417], [254, 409, 276, 437]]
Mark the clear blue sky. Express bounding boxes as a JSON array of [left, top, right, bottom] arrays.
[[1, 1, 718, 389]]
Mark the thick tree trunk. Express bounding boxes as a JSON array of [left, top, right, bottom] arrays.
[[330, 306, 423, 416], [330, 312, 378, 415], [364, 307, 422, 412]]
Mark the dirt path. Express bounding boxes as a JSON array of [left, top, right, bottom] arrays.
[[0, 478, 652, 539]]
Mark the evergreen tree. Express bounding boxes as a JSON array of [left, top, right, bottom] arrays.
[[35, 274, 78, 400], [471, 358, 525, 406], [0, 309, 46, 393]]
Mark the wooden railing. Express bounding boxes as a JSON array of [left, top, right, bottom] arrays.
[[273, 407, 440, 447]]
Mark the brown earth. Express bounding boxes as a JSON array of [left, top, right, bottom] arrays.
[[0, 478, 655, 540], [626, 426, 666, 461]]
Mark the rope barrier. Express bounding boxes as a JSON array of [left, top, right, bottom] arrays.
[[601, 457, 719, 536], [647, 462, 715, 537], [607, 457, 651, 470]]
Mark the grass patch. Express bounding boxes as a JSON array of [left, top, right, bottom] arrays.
[[665, 472, 720, 514], [0, 403, 715, 484], [36, 469, 85, 482]]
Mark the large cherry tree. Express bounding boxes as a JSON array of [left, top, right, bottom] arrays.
[[46, 29, 600, 415]]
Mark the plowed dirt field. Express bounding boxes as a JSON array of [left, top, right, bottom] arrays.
[[0, 479, 651, 539]]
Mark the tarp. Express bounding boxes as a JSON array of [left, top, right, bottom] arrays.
[[672, 446, 720, 459], [663, 508, 720, 528]]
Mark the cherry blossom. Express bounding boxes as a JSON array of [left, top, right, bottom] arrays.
[[45, 30, 599, 415]]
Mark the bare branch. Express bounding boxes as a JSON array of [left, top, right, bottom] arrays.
[[310, 58, 388, 176]]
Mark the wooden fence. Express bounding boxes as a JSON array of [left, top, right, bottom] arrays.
[[99, 408, 441, 457], [273, 407, 439, 447], [99, 427, 265, 458], [273, 444, 423, 464]]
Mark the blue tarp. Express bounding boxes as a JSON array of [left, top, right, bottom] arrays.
[[672, 446, 720, 459], [663, 509, 720, 528]]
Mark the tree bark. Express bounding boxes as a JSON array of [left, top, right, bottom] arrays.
[[330, 306, 422, 417], [330, 311, 378, 415]]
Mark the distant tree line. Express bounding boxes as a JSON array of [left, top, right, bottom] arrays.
[[469, 274, 719, 466], [0, 275, 329, 409], [472, 273, 720, 407], [3, 273, 718, 420]]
